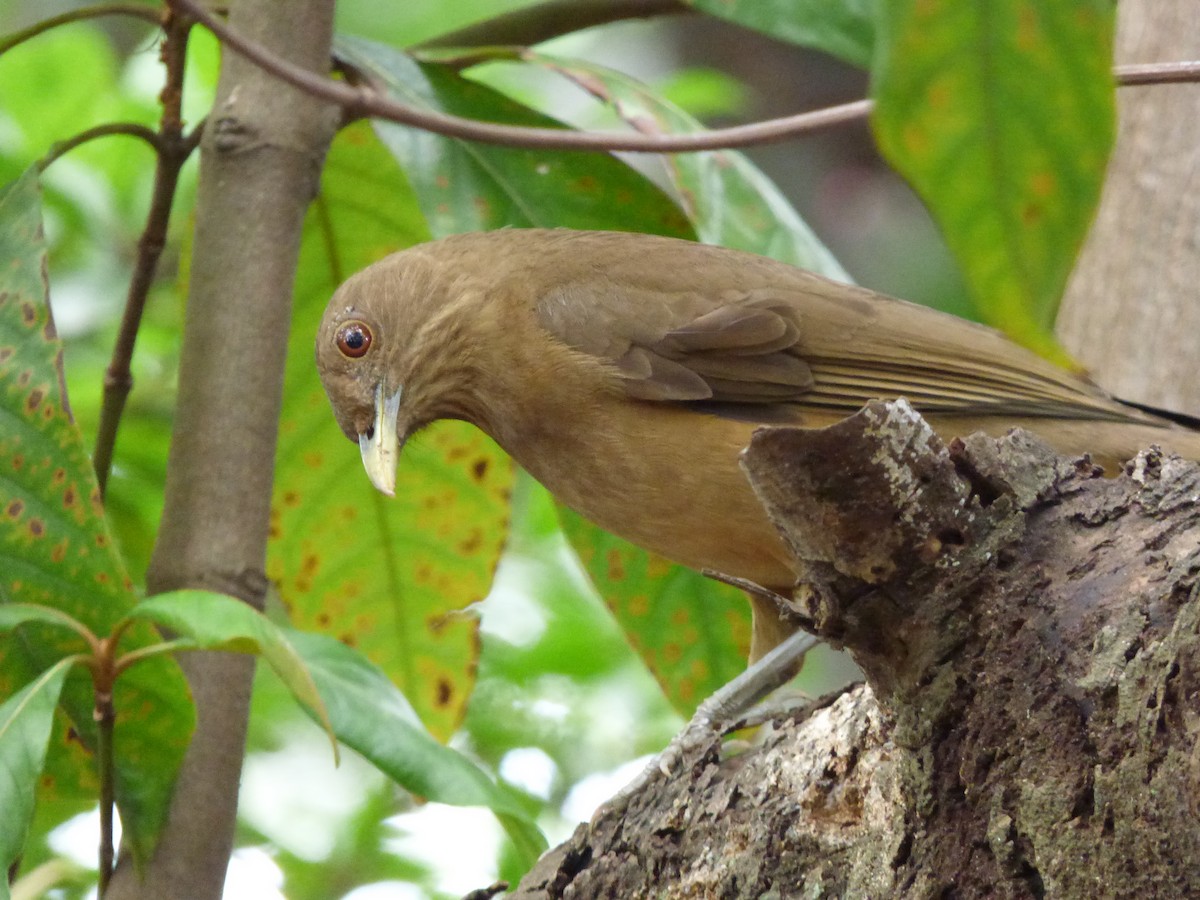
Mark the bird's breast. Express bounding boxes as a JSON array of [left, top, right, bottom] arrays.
[[499, 396, 800, 591]]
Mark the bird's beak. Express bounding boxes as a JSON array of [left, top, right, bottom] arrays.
[[358, 382, 403, 496]]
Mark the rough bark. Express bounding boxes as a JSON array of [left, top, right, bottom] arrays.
[[1058, 0, 1200, 416], [514, 402, 1200, 898], [105, 1, 337, 897]]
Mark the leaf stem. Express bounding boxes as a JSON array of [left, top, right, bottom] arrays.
[[113, 637, 197, 676], [1, 603, 103, 655]]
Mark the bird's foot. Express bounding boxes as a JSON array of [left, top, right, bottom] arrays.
[[702, 568, 795, 613], [701, 568, 815, 640]]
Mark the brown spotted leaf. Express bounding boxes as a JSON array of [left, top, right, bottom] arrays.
[[270, 124, 513, 739], [0, 169, 194, 862], [558, 508, 750, 712]]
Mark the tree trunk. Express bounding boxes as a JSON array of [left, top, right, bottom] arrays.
[[105, 1, 337, 896], [1057, 0, 1200, 417]]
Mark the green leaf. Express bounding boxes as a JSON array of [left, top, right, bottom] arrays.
[[122, 592, 334, 752], [871, 0, 1115, 363], [523, 51, 850, 279], [559, 508, 751, 712], [656, 67, 749, 120], [0, 603, 93, 644], [334, 34, 695, 239], [286, 629, 547, 867], [0, 169, 126, 639], [334, 0, 534, 48], [0, 168, 193, 863], [271, 122, 510, 739], [687, 0, 879, 68], [0, 656, 73, 895]]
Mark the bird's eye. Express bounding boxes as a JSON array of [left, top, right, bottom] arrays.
[[336, 321, 373, 359]]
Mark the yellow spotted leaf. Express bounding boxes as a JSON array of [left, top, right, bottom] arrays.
[[270, 124, 513, 739], [558, 508, 750, 713]]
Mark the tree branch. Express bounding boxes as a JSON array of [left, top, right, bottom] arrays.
[[0, 2, 163, 55], [36, 123, 161, 171], [169, 0, 869, 151], [103, 0, 338, 893], [418, 0, 689, 49], [1113, 58, 1200, 85], [1060, 3, 1200, 416], [92, 9, 195, 498], [516, 407, 1200, 897], [170, 0, 1200, 155]]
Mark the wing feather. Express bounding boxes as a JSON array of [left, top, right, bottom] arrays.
[[528, 231, 1152, 426]]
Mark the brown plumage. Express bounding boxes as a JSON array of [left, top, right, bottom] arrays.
[[316, 229, 1200, 661]]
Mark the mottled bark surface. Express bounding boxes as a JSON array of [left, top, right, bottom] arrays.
[[513, 402, 1200, 898]]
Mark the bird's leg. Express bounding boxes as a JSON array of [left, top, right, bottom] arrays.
[[701, 568, 796, 615], [702, 567, 812, 666], [677, 626, 819, 731], [596, 628, 819, 821]]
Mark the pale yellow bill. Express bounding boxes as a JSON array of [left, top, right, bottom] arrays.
[[358, 382, 403, 496]]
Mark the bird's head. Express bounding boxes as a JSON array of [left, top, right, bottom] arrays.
[[316, 246, 491, 496], [316, 280, 406, 495]]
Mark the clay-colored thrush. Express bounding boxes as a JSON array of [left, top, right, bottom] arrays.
[[316, 229, 1200, 661]]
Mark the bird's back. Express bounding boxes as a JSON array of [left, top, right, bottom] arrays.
[[425, 229, 1200, 466]]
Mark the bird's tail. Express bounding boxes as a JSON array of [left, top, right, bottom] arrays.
[[936, 412, 1200, 473]]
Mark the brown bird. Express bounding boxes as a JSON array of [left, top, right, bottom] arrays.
[[316, 229, 1200, 662]]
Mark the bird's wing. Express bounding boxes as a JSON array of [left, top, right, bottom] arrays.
[[531, 235, 1144, 424], [539, 286, 814, 403]]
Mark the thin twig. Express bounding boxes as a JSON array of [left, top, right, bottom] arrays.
[[171, 0, 869, 151], [93, 9, 195, 497], [91, 636, 117, 897], [419, 0, 688, 49], [1114, 59, 1200, 85], [95, 685, 115, 896], [169, 0, 1200, 155], [0, 2, 162, 56], [37, 123, 161, 172]]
